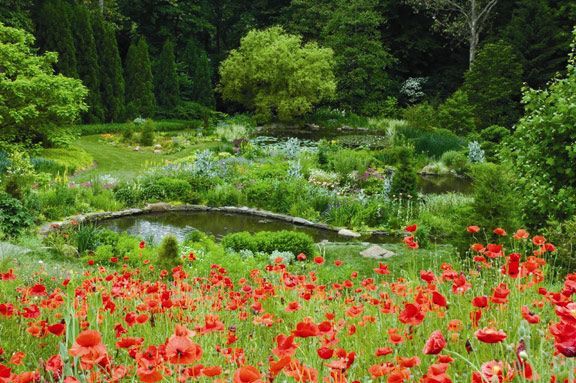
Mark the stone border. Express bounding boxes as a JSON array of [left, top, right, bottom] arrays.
[[39, 203, 393, 240]]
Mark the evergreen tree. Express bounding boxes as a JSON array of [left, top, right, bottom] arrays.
[[34, 0, 77, 77], [92, 14, 125, 122], [504, 0, 568, 88], [125, 36, 156, 118], [71, 5, 103, 122], [321, 0, 396, 115], [180, 41, 215, 107], [154, 39, 180, 110], [464, 41, 523, 129]]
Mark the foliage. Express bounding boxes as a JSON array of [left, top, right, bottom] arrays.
[[504, 31, 576, 226], [391, 146, 418, 197], [402, 103, 437, 130], [470, 163, 519, 231], [464, 41, 523, 129], [218, 27, 336, 123], [440, 150, 468, 174], [544, 216, 576, 275], [71, 4, 103, 123], [1, 150, 38, 200], [37, 147, 94, 175], [34, 0, 77, 77], [154, 39, 180, 111], [156, 234, 182, 270], [139, 120, 156, 147], [0, 191, 36, 236], [0, 22, 87, 145], [467, 141, 485, 163], [125, 36, 156, 118], [437, 89, 476, 135], [223, 230, 315, 256], [179, 41, 215, 108], [74, 223, 102, 255], [322, 0, 396, 115], [328, 149, 373, 179], [92, 14, 125, 122]]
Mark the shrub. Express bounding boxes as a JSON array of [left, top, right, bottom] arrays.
[[413, 129, 465, 158], [402, 103, 437, 130], [221, 232, 258, 253], [441, 151, 468, 174], [437, 89, 476, 135], [391, 146, 418, 198], [38, 183, 78, 220], [157, 234, 181, 270], [140, 120, 155, 146], [205, 184, 244, 207], [254, 231, 315, 256], [328, 149, 373, 179], [544, 217, 576, 276], [154, 178, 192, 201], [0, 192, 35, 237], [470, 163, 520, 232], [74, 223, 101, 254]]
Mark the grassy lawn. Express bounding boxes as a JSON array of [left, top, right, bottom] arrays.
[[73, 134, 220, 181]]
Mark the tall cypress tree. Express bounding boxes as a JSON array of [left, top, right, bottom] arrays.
[[92, 13, 125, 122], [34, 0, 78, 77], [125, 36, 156, 118], [180, 41, 215, 107], [154, 39, 180, 111], [71, 5, 103, 122]]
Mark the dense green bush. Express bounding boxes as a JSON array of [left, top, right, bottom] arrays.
[[74, 223, 101, 254], [437, 89, 476, 135], [139, 119, 156, 146], [0, 192, 36, 237], [402, 103, 437, 130], [470, 163, 520, 232], [441, 151, 468, 174], [157, 234, 182, 270], [544, 217, 576, 276], [222, 230, 315, 256], [328, 149, 373, 179], [221, 232, 258, 253], [205, 184, 244, 207], [413, 129, 465, 158], [391, 146, 418, 198]]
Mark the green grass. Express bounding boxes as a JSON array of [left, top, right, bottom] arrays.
[[73, 134, 219, 181], [74, 119, 201, 136]]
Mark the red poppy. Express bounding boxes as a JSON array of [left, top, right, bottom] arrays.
[[467, 226, 480, 233], [233, 366, 263, 383], [513, 229, 529, 240], [475, 328, 507, 343], [317, 347, 334, 359], [68, 330, 108, 370], [139, 241, 146, 249], [313, 256, 324, 265], [399, 303, 425, 325], [405, 224, 417, 232], [423, 331, 447, 355], [493, 228, 507, 236], [165, 326, 202, 364]]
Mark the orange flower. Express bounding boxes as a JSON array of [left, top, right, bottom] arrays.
[[69, 330, 108, 370], [233, 366, 263, 383]]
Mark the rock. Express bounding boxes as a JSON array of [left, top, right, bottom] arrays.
[[338, 228, 361, 238], [154, 144, 162, 149], [146, 202, 172, 212], [133, 146, 140, 151], [360, 245, 395, 259], [153, 149, 162, 154]]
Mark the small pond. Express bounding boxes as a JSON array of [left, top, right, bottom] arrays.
[[99, 211, 396, 244], [418, 175, 472, 194]]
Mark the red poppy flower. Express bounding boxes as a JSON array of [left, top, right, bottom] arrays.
[[314, 256, 324, 265], [317, 347, 334, 359], [475, 328, 507, 343], [399, 303, 425, 325], [233, 366, 263, 383], [69, 330, 108, 370], [423, 330, 447, 355], [467, 226, 480, 233], [405, 224, 417, 232], [493, 228, 507, 236], [513, 229, 529, 240]]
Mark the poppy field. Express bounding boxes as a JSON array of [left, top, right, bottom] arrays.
[[0, 226, 575, 383]]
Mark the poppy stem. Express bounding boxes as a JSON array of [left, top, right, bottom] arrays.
[[443, 349, 483, 381]]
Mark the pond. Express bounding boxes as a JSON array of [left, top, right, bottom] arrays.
[[98, 211, 396, 244], [418, 175, 472, 194]]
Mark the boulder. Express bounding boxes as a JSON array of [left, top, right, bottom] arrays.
[[146, 202, 173, 212], [360, 245, 395, 259], [338, 228, 361, 238]]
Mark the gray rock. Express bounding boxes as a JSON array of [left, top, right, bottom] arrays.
[[338, 228, 361, 238], [146, 202, 173, 212], [360, 245, 395, 259]]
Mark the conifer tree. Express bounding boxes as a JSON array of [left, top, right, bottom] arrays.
[[154, 39, 180, 110], [34, 0, 78, 77], [92, 13, 125, 122], [125, 36, 156, 118], [180, 41, 215, 107], [71, 4, 103, 122]]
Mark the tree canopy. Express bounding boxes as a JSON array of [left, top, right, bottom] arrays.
[[218, 27, 336, 122], [0, 22, 87, 145]]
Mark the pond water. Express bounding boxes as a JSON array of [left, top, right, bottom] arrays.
[[99, 211, 396, 244], [418, 175, 472, 194]]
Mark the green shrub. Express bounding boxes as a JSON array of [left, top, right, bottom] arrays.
[[441, 151, 468, 174], [325, 199, 363, 227], [413, 129, 465, 158], [328, 149, 373, 178], [74, 223, 102, 254], [470, 163, 520, 232], [0, 192, 36, 237], [391, 146, 418, 198], [31, 157, 66, 175], [403, 103, 437, 130], [437, 89, 476, 135], [140, 120, 156, 146], [139, 177, 192, 202], [38, 183, 78, 220], [544, 217, 576, 276], [221, 232, 258, 252], [205, 184, 244, 207], [114, 183, 143, 206], [254, 231, 315, 256], [157, 234, 181, 270]]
